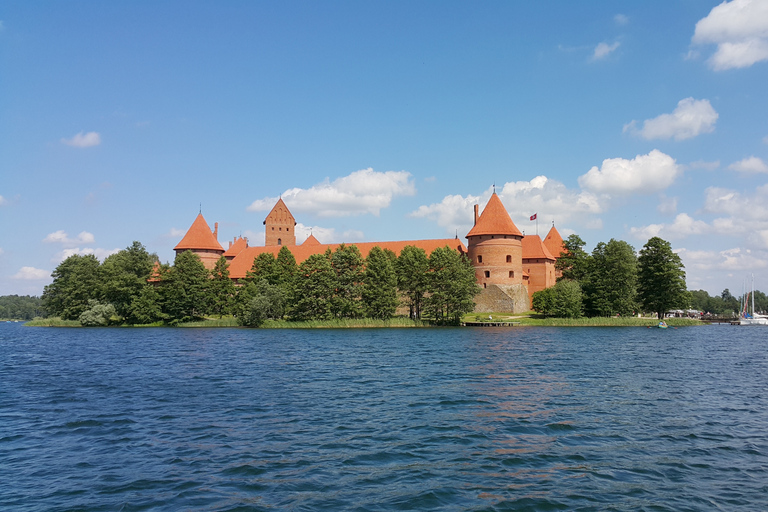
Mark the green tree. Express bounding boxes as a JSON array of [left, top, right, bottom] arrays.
[[637, 237, 689, 319], [362, 246, 399, 319], [235, 279, 287, 326], [556, 234, 590, 282], [424, 246, 480, 325], [396, 245, 429, 319], [246, 252, 279, 283], [78, 300, 118, 326], [292, 253, 336, 320], [128, 284, 166, 324], [100, 241, 156, 320], [532, 279, 583, 318], [583, 239, 638, 317], [42, 254, 102, 320], [0, 295, 45, 320], [210, 256, 236, 317], [329, 244, 364, 319], [161, 250, 212, 322]]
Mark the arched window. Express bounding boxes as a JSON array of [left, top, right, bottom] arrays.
[[278, 238, 282, 246], [484, 270, 490, 278], [509, 271, 514, 278]]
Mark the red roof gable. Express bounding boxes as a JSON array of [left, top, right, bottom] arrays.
[[301, 234, 321, 246], [466, 193, 522, 238], [543, 225, 565, 259], [228, 238, 468, 279], [522, 235, 556, 261], [223, 236, 249, 258], [174, 213, 224, 252], [263, 197, 296, 225]]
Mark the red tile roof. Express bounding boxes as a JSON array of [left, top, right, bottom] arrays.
[[466, 193, 523, 238], [301, 234, 321, 246], [174, 213, 224, 252], [522, 235, 556, 261], [223, 236, 249, 258], [228, 238, 468, 279], [263, 197, 296, 225], [543, 225, 565, 259]]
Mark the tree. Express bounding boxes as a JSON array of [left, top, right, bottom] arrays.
[[235, 279, 287, 327], [362, 246, 399, 319], [396, 245, 429, 319], [79, 300, 118, 326], [423, 246, 480, 325], [291, 253, 336, 320], [532, 279, 583, 318], [637, 237, 689, 319], [329, 244, 364, 319], [100, 241, 156, 320], [210, 256, 236, 317], [556, 234, 590, 282], [127, 284, 166, 324], [583, 239, 638, 317], [161, 250, 212, 322], [246, 252, 279, 283], [42, 254, 102, 320]]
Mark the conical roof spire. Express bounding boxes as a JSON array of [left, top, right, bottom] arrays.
[[543, 223, 565, 258], [174, 213, 224, 252], [466, 193, 522, 238]]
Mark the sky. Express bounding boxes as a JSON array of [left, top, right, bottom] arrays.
[[2, 0, 768, 297]]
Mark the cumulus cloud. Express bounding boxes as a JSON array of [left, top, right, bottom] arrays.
[[680, 247, 768, 273], [294, 223, 365, 245], [623, 98, 718, 140], [578, 149, 680, 195], [593, 41, 620, 60], [411, 176, 604, 236], [12, 267, 50, 280], [43, 230, 96, 247], [692, 0, 768, 70], [727, 156, 768, 173], [53, 247, 119, 263], [61, 131, 102, 148], [630, 213, 710, 240], [247, 168, 416, 217]]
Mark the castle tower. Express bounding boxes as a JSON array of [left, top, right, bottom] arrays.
[[543, 223, 565, 260], [263, 198, 296, 247], [466, 193, 524, 289], [173, 213, 225, 269], [522, 235, 557, 305]]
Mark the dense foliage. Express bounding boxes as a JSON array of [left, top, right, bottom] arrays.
[[0, 295, 45, 320], [40, 242, 480, 326], [637, 237, 690, 319]]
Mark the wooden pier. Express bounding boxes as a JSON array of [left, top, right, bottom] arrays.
[[462, 321, 520, 327]]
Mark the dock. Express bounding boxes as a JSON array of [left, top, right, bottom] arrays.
[[462, 321, 520, 327]]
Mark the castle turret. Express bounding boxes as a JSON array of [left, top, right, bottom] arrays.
[[173, 213, 225, 269], [466, 193, 524, 289], [263, 198, 296, 247]]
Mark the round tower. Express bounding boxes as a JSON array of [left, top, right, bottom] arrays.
[[465, 193, 524, 288]]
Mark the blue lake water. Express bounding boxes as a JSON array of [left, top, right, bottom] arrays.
[[1, 323, 767, 511]]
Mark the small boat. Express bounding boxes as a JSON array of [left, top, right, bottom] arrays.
[[657, 321, 668, 329], [739, 274, 768, 326]]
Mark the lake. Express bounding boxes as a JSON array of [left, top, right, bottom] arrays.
[[1, 323, 767, 511]]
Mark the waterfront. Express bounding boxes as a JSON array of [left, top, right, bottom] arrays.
[[1, 323, 767, 511]]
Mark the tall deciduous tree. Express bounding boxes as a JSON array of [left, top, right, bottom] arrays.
[[556, 234, 590, 282], [42, 254, 102, 320], [161, 250, 212, 322], [329, 244, 364, 319], [362, 246, 399, 319], [583, 239, 638, 317], [395, 245, 429, 319], [532, 279, 583, 318], [210, 255, 236, 317], [638, 237, 689, 319], [100, 241, 156, 319], [292, 253, 336, 320], [424, 246, 479, 325]]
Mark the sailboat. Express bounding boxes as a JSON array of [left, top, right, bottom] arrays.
[[740, 274, 768, 326]]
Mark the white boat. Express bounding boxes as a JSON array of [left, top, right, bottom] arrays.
[[740, 275, 768, 325]]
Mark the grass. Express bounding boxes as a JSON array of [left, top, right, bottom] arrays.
[[24, 317, 82, 327], [259, 317, 429, 329]]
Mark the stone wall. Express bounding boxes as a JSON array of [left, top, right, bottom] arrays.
[[473, 283, 529, 314]]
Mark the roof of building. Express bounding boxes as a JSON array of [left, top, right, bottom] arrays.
[[223, 236, 249, 258], [174, 213, 224, 252], [466, 193, 523, 238], [543, 225, 565, 259], [301, 234, 321, 246], [263, 197, 296, 226], [228, 238, 468, 279], [521, 235, 556, 261]]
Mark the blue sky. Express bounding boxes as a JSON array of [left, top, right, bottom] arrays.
[[2, 0, 768, 297]]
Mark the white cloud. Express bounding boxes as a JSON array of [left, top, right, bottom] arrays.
[[692, 0, 768, 70], [593, 41, 620, 60], [247, 168, 416, 217], [614, 14, 629, 26], [61, 131, 102, 148], [53, 247, 119, 263], [658, 195, 679, 215], [411, 176, 604, 236], [630, 213, 710, 241], [12, 267, 50, 280], [680, 247, 768, 272], [294, 223, 365, 244], [623, 98, 718, 140], [727, 156, 768, 173], [43, 230, 96, 247], [578, 149, 681, 195]]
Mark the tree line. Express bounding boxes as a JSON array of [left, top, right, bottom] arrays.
[[0, 295, 45, 320], [532, 235, 690, 319], [41, 241, 480, 326]]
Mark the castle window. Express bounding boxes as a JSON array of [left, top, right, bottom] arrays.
[[483, 283, 487, 288], [272, 227, 274, 231], [509, 271, 514, 278], [506, 255, 512, 263], [484, 271, 490, 278], [278, 238, 282, 246], [477, 255, 483, 263]]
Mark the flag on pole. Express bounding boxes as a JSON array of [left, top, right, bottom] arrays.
[[530, 213, 537, 221]]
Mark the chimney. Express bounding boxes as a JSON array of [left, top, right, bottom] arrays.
[[213, 222, 218, 240], [474, 204, 479, 225]]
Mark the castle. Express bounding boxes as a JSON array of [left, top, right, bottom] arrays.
[[173, 194, 564, 313]]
